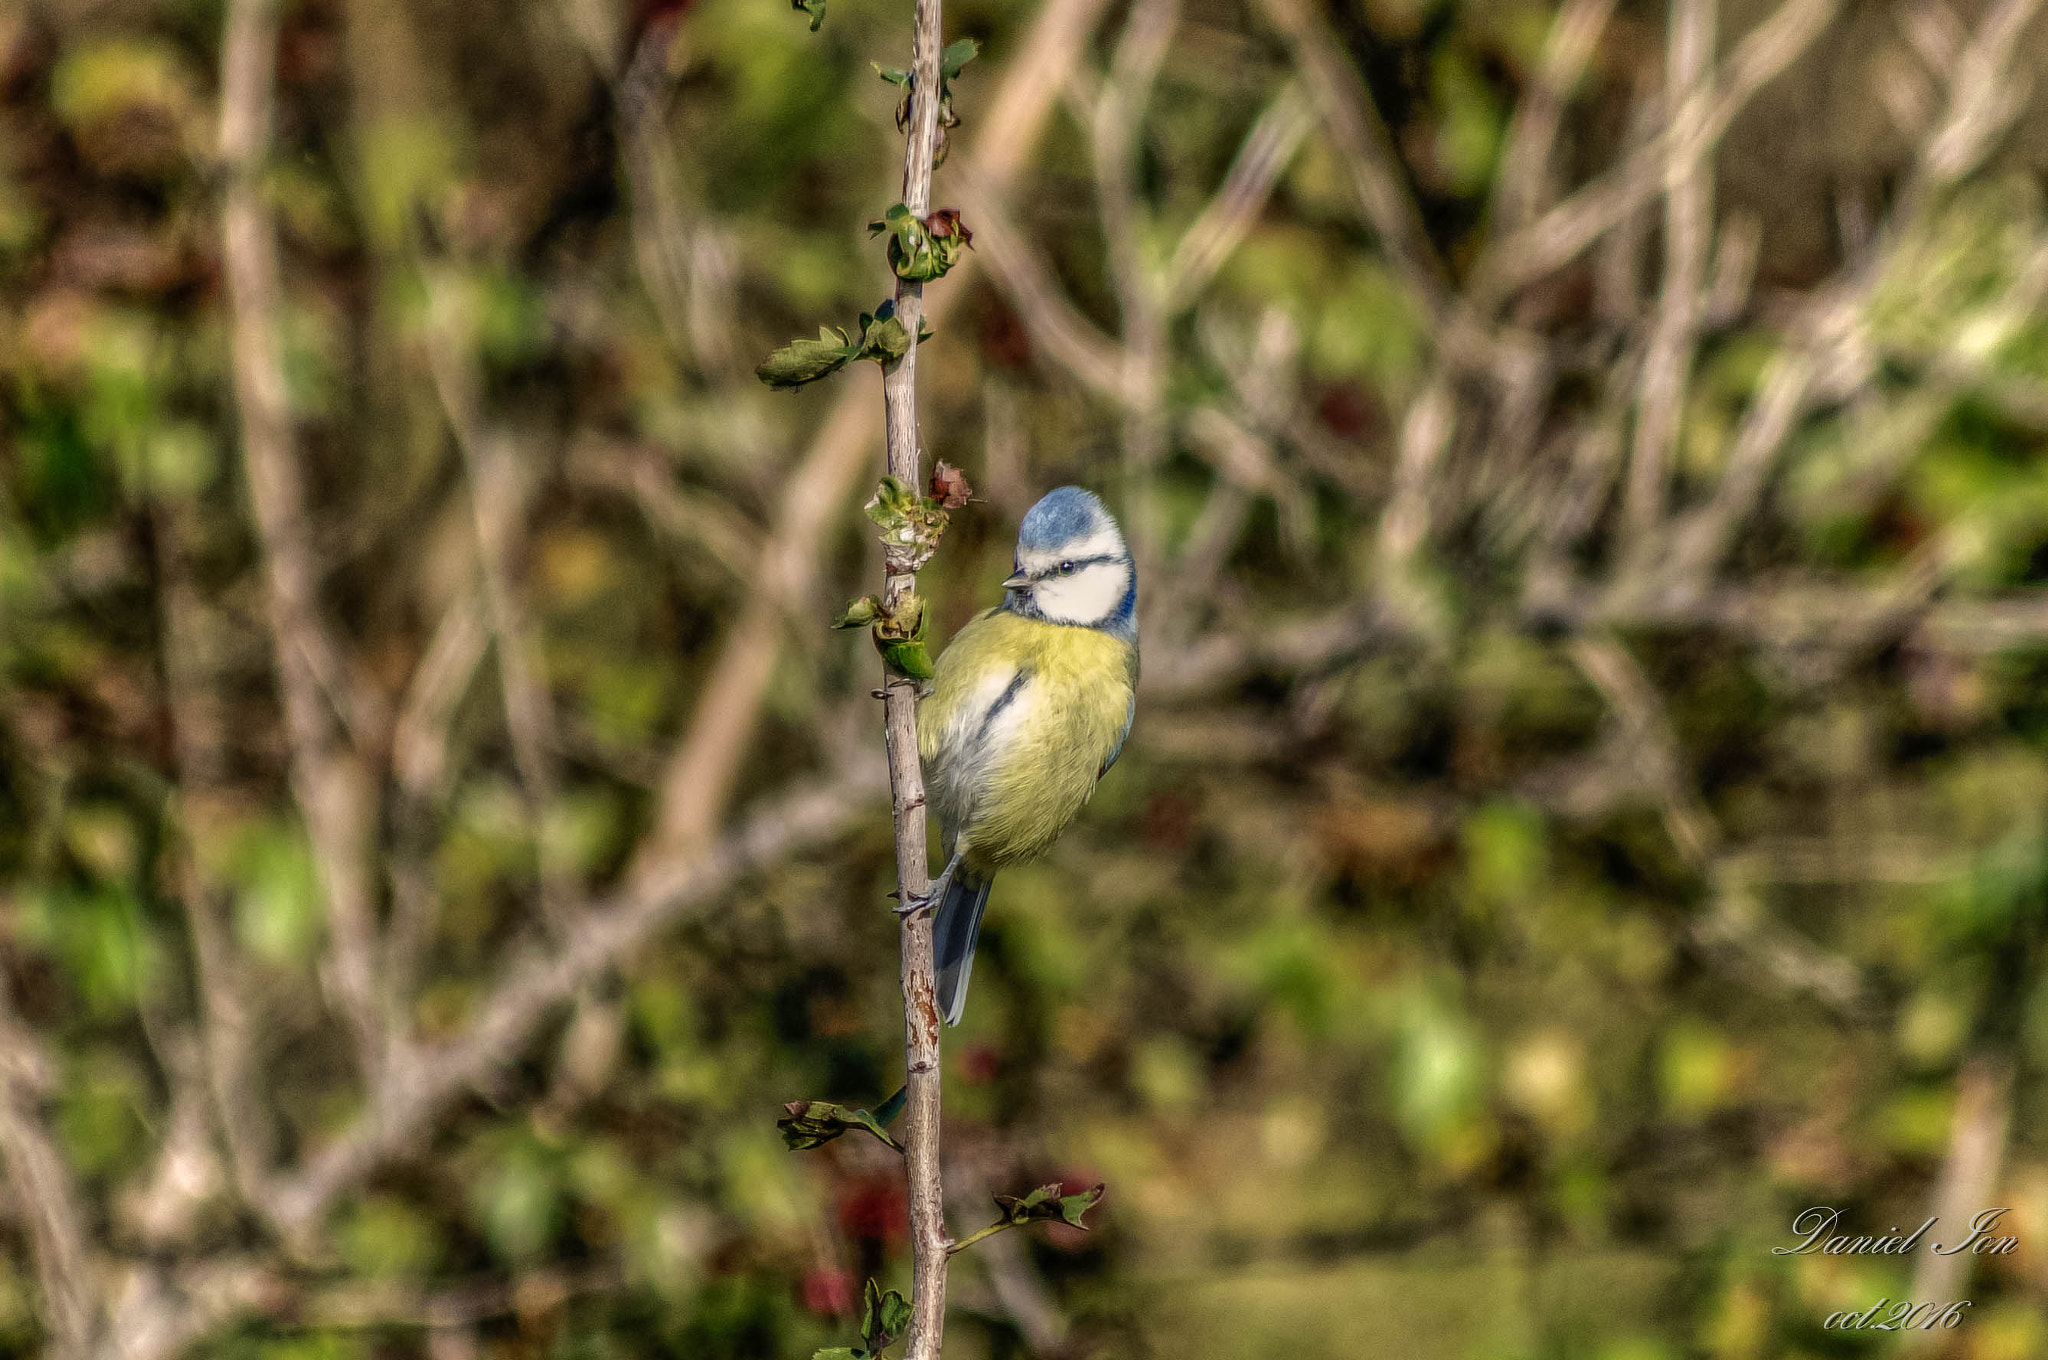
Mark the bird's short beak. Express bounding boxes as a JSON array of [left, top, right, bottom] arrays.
[[1001, 570, 1031, 591]]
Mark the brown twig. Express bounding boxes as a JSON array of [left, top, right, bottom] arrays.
[[420, 263, 577, 932], [1492, 0, 1618, 233], [1090, 0, 1180, 574], [1621, 0, 1717, 559], [0, 978, 96, 1359], [220, 0, 387, 1089], [878, 0, 950, 1353], [269, 759, 886, 1237], [1476, 0, 1844, 301]]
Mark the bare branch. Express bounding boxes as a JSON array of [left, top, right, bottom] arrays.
[[270, 760, 886, 1237], [1902, 1053, 2013, 1349], [953, 173, 1132, 402], [219, 0, 386, 1085], [1567, 635, 1869, 1015], [1621, 0, 1717, 557], [1478, 0, 1843, 300], [152, 506, 282, 1220], [1163, 83, 1312, 307], [1493, 0, 1619, 233], [421, 263, 576, 930], [1257, 0, 1451, 320], [1091, 0, 1181, 570], [878, 0, 952, 1351], [0, 978, 96, 1359]]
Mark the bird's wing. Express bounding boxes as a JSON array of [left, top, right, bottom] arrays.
[[1099, 689, 1134, 779]]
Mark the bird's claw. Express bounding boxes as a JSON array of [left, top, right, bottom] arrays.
[[893, 891, 936, 918], [895, 857, 958, 918]]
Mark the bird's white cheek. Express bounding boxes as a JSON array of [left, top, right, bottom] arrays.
[[1034, 563, 1128, 624]]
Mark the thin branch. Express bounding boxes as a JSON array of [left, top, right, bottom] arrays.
[[1657, 0, 2046, 592], [269, 760, 886, 1237], [1492, 0, 1619, 233], [219, 0, 387, 1086], [1163, 83, 1311, 307], [1566, 635, 1869, 1015], [1901, 1053, 2014, 1350], [1257, 0, 1451, 321], [953, 174, 1132, 402], [421, 263, 577, 931], [1091, 0, 1180, 572], [151, 505, 282, 1220], [0, 978, 96, 1359], [1477, 0, 1843, 300], [878, 0, 951, 1352], [1373, 373, 1454, 625], [1621, 0, 1717, 557], [947, 1173, 1069, 1353]]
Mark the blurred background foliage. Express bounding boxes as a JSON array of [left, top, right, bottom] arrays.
[[6, 0, 2048, 1356]]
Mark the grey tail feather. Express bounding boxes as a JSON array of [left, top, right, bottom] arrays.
[[933, 867, 994, 1026]]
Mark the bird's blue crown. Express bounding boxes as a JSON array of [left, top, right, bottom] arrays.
[[1017, 486, 1116, 554]]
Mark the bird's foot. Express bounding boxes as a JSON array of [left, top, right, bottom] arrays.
[[894, 855, 959, 917]]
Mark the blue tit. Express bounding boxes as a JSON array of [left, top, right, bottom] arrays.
[[915, 486, 1138, 1025]]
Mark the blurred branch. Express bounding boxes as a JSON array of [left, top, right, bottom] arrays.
[[384, 588, 489, 1012], [271, 758, 886, 1237], [1902, 1052, 2013, 1348], [0, 977, 96, 1360], [1477, 0, 1843, 300], [220, 0, 387, 1088], [1566, 635, 1869, 1015], [566, 437, 767, 588], [1492, 0, 1618, 233], [1163, 84, 1312, 307], [1257, 0, 1449, 321], [152, 508, 282, 1220], [954, 179, 1132, 403], [1620, 0, 1716, 558], [946, 1170, 1069, 1354], [420, 263, 576, 931], [1661, 0, 2045, 591], [1090, 0, 1180, 570]]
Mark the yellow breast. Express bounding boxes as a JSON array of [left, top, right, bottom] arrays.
[[918, 608, 1136, 872]]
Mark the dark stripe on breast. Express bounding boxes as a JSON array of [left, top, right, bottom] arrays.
[[973, 670, 1031, 747]]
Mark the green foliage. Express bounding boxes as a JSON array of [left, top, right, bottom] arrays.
[[991, 1181, 1104, 1230], [867, 204, 972, 283], [873, 38, 979, 132], [756, 303, 925, 390], [777, 1097, 904, 1152], [860, 1277, 912, 1353]]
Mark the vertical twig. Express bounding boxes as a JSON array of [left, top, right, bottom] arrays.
[[1089, 0, 1180, 577], [1901, 1052, 2013, 1350], [153, 508, 282, 1219], [220, 0, 388, 1088], [0, 979, 96, 1360], [1622, 0, 1716, 559], [421, 267, 576, 932], [881, 1, 950, 1356]]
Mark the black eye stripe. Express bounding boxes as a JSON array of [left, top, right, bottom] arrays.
[[1036, 554, 1121, 578]]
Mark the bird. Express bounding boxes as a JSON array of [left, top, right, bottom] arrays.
[[914, 486, 1139, 1025]]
